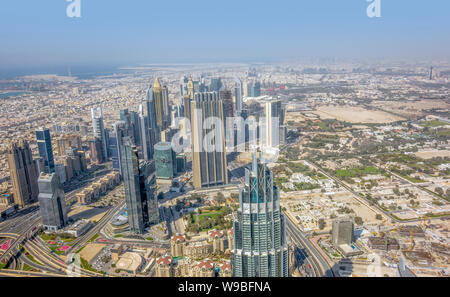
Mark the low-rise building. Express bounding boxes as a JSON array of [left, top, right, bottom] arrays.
[[185, 240, 213, 258], [171, 234, 186, 258], [192, 259, 215, 277], [155, 255, 174, 277], [208, 229, 226, 253], [65, 219, 92, 237], [116, 252, 144, 275]]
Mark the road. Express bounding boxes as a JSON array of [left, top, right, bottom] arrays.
[[285, 217, 334, 277]]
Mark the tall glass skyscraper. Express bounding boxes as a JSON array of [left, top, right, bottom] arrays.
[[91, 107, 108, 160], [231, 153, 289, 277], [119, 136, 149, 234], [36, 127, 55, 174], [146, 83, 159, 158], [234, 77, 243, 116]]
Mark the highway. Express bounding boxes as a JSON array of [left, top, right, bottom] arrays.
[[285, 216, 334, 277], [65, 200, 126, 255]]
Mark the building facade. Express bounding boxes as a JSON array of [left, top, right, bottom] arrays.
[[191, 92, 228, 189], [36, 127, 55, 173], [91, 107, 108, 160], [231, 153, 289, 277], [119, 137, 149, 234], [38, 173, 68, 231], [154, 142, 176, 179], [7, 140, 39, 208]]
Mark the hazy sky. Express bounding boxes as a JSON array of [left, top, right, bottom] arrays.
[[1, 0, 449, 69]]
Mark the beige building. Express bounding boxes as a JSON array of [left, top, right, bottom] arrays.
[[170, 234, 186, 258], [219, 261, 232, 277], [116, 252, 144, 275], [155, 255, 174, 277], [7, 140, 39, 208], [185, 240, 213, 258], [191, 92, 228, 189], [208, 229, 226, 253], [192, 259, 215, 277], [227, 228, 234, 250]]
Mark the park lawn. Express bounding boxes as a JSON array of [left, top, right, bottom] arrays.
[[437, 129, 450, 137], [420, 120, 447, 128], [199, 212, 219, 220], [335, 166, 380, 178]]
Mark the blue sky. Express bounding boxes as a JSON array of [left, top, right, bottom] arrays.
[[0, 0, 449, 69]]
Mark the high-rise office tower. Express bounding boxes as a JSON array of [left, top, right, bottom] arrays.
[[89, 137, 104, 165], [231, 153, 289, 277], [154, 142, 177, 180], [191, 92, 228, 189], [153, 77, 166, 130], [112, 121, 128, 174], [146, 82, 160, 154], [119, 136, 149, 234], [7, 140, 39, 208], [109, 130, 119, 171], [162, 85, 171, 127], [247, 80, 261, 97], [139, 161, 159, 226], [38, 173, 68, 231], [138, 104, 151, 161], [220, 90, 234, 147], [210, 77, 222, 92], [262, 100, 283, 150], [120, 109, 136, 145], [234, 77, 243, 116], [91, 107, 108, 159], [430, 66, 433, 80], [180, 75, 189, 97], [36, 127, 55, 174]]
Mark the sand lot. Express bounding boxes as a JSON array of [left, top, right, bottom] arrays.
[[371, 99, 450, 119], [79, 243, 105, 263], [314, 105, 405, 124], [415, 150, 450, 160]]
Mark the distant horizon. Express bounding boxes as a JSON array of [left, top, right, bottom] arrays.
[[1, 0, 450, 70]]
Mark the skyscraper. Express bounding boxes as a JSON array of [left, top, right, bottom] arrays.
[[262, 100, 283, 150], [119, 136, 149, 234], [146, 82, 160, 156], [231, 153, 289, 277], [38, 173, 68, 231], [247, 80, 261, 97], [210, 77, 222, 92], [153, 77, 167, 130], [220, 89, 235, 148], [36, 127, 55, 174], [89, 137, 104, 164], [138, 104, 152, 161], [91, 107, 108, 160], [234, 77, 243, 116], [7, 140, 39, 208], [191, 92, 228, 189], [154, 142, 177, 180], [113, 121, 128, 174]]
